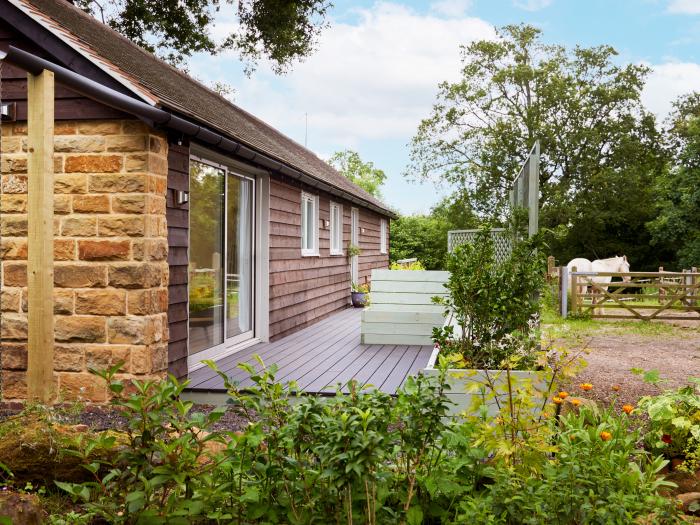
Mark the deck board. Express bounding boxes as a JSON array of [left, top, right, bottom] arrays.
[[185, 308, 434, 395]]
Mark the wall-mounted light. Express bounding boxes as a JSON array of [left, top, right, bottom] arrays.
[[176, 190, 189, 205], [1, 102, 16, 121], [324, 219, 330, 228], [361, 228, 366, 234]]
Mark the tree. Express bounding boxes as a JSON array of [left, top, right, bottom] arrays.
[[407, 24, 667, 269], [328, 150, 387, 198], [75, 0, 332, 73], [647, 94, 700, 268]]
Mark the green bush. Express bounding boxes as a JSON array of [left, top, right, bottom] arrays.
[[51, 360, 681, 524]]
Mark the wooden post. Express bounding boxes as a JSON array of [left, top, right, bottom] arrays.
[[26, 69, 55, 403]]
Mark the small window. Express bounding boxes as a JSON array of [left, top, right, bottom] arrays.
[[330, 202, 343, 255], [380, 219, 387, 254], [301, 192, 319, 256]]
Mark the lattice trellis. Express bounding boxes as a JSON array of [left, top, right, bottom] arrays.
[[447, 228, 513, 262]]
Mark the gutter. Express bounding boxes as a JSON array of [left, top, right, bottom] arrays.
[[0, 45, 396, 219]]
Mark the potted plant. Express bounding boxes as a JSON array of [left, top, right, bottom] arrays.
[[351, 282, 370, 308], [424, 225, 564, 417]]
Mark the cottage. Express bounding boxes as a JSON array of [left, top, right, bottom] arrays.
[[0, 0, 396, 402]]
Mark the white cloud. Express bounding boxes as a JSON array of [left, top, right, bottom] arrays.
[[667, 0, 700, 14], [430, 0, 473, 17], [512, 0, 552, 11], [208, 2, 495, 147], [642, 62, 700, 118]]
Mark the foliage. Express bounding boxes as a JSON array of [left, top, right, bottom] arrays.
[[406, 24, 670, 270], [389, 260, 425, 270], [648, 92, 700, 268], [637, 379, 700, 473], [328, 150, 387, 199], [432, 225, 548, 369], [188, 272, 220, 312], [346, 243, 362, 258], [351, 281, 369, 293], [390, 194, 479, 271], [56, 363, 227, 522], [75, 0, 331, 73], [52, 360, 680, 524]]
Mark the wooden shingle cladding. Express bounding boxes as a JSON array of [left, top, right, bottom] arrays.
[[166, 138, 190, 378], [269, 176, 390, 340]]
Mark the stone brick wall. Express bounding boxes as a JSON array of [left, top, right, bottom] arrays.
[[0, 119, 169, 402]]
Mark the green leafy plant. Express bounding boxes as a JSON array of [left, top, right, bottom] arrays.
[[347, 244, 362, 258], [389, 260, 426, 270], [351, 282, 369, 294]]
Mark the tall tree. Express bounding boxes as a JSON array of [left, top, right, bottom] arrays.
[[329, 150, 387, 198], [75, 0, 332, 73], [407, 24, 666, 268], [647, 93, 700, 268]]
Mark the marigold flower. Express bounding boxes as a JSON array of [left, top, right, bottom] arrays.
[[553, 396, 563, 405], [611, 385, 620, 392], [579, 383, 593, 391], [570, 398, 581, 407], [622, 404, 634, 415], [661, 434, 672, 444], [558, 391, 569, 399], [600, 431, 612, 441]]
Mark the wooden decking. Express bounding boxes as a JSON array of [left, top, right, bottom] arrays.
[[185, 308, 434, 396]]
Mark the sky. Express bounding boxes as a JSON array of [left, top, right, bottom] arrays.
[[188, 0, 700, 215]]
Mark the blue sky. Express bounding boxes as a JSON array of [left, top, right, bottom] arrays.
[[189, 0, 700, 214]]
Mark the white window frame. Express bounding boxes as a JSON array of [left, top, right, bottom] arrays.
[[329, 201, 343, 256], [380, 218, 388, 254], [301, 191, 320, 256]]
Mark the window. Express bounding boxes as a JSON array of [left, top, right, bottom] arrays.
[[301, 192, 319, 256], [380, 219, 387, 254], [330, 202, 343, 255]]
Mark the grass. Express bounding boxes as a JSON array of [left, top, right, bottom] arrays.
[[541, 304, 698, 342]]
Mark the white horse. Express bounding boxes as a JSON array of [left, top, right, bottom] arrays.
[[566, 256, 631, 312]]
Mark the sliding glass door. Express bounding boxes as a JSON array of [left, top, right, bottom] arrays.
[[188, 158, 254, 361]]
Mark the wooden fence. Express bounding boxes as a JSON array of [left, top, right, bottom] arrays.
[[560, 269, 700, 321]]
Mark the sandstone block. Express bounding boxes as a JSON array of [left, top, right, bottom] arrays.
[[0, 313, 27, 340], [54, 173, 87, 194], [108, 315, 162, 345], [0, 194, 27, 213], [89, 173, 146, 193], [98, 216, 145, 237], [132, 239, 168, 262], [3, 263, 27, 287], [0, 215, 27, 236], [72, 194, 110, 213], [0, 137, 23, 154], [54, 239, 76, 261], [111, 194, 145, 213], [58, 372, 107, 402], [54, 194, 71, 214], [106, 135, 147, 152], [65, 155, 122, 173], [1, 370, 27, 399], [1, 343, 27, 370], [55, 316, 106, 343], [54, 122, 77, 134], [85, 345, 130, 371], [129, 345, 152, 374], [0, 289, 20, 312], [0, 239, 28, 259], [122, 121, 149, 134], [75, 289, 126, 315], [54, 345, 85, 372], [1, 155, 27, 174], [54, 264, 107, 288], [127, 288, 168, 315], [54, 136, 106, 153], [61, 217, 97, 237], [78, 121, 121, 135], [108, 263, 162, 289], [1, 174, 27, 193], [78, 240, 130, 261], [149, 135, 166, 154]]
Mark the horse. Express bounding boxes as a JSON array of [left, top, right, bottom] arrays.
[[566, 256, 631, 313]]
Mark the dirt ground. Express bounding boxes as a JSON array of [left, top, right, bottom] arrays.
[[549, 318, 700, 407]]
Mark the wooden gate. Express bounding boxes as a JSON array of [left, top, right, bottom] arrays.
[[564, 271, 700, 320]]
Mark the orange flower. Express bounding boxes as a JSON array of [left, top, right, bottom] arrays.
[[622, 404, 634, 415], [600, 431, 612, 441], [558, 391, 569, 399], [570, 398, 581, 407], [553, 396, 563, 405], [611, 385, 620, 392], [579, 383, 593, 391]]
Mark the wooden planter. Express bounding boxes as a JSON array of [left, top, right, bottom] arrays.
[[423, 347, 549, 417]]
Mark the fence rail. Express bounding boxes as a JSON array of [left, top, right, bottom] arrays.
[[560, 269, 700, 321]]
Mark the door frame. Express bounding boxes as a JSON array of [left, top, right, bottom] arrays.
[[186, 145, 270, 372]]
